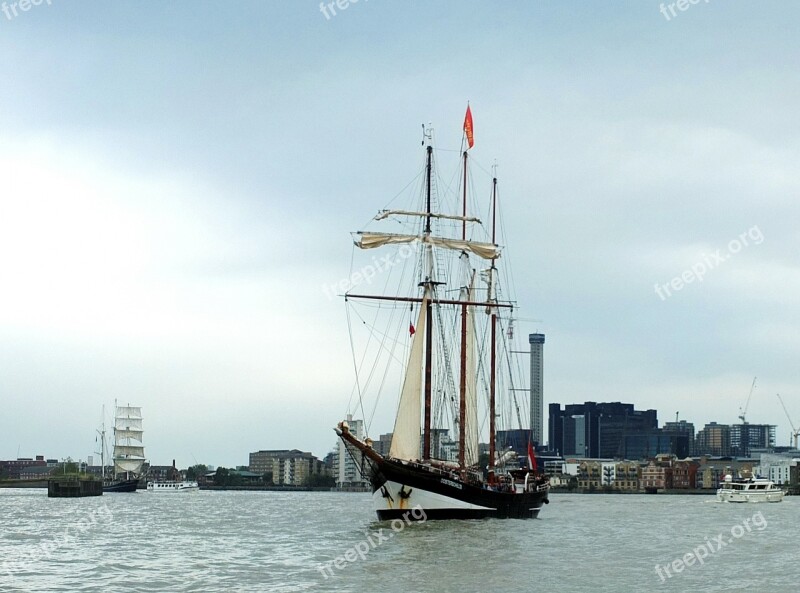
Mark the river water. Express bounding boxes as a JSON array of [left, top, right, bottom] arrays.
[[0, 488, 797, 592]]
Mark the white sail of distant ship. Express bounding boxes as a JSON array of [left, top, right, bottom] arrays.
[[114, 404, 145, 478]]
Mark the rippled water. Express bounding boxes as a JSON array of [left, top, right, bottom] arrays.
[[1, 488, 797, 592]]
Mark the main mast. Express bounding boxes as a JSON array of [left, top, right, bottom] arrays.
[[422, 143, 434, 462], [458, 149, 468, 470], [488, 175, 498, 479]]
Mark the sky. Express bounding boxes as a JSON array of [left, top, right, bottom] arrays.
[[1, 1, 799, 469]]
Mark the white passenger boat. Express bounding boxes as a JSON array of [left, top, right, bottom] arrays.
[[146, 481, 199, 492], [716, 475, 784, 503]]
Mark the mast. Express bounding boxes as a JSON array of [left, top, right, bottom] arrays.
[[97, 405, 106, 482], [458, 150, 468, 470], [488, 175, 498, 478], [113, 398, 117, 480], [423, 143, 433, 461], [102, 405, 106, 481]]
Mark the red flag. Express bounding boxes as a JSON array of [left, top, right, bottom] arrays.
[[463, 105, 474, 149], [527, 441, 538, 472], [409, 323, 416, 336]]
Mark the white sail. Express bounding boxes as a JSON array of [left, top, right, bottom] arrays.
[[115, 419, 143, 431], [114, 445, 145, 457], [116, 406, 141, 418], [356, 232, 500, 260], [463, 273, 479, 467], [389, 296, 428, 461], [115, 459, 144, 474], [113, 404, 144, 477], [114, 429, 143, 441]]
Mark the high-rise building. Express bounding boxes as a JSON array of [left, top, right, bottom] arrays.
[[548, 402, 658, 458], [372, 433, 393, 457], [731, 424, 775, 457], [663, 420, 696, 456], [623, 431, 689, 460], [334, 414, 370, 489], [695, 422, 731, 457], [529, 333, 545, 446]]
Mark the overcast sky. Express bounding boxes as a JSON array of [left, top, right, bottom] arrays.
[[1, 1, 798, 468]]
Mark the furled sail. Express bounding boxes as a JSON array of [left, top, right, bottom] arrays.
[[356, 232, 500, 260], [375, 209, 482, 224], [389, 296, 428, 461]]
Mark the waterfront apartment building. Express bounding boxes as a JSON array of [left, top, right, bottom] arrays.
[[755, 453, 799, 485], [671, 459, 699, 489], [333, 415, 370, 489], [248, 449, 326, 486], [613, 461, 640, 491], [641, 461, 673, 491], [575, 459, 640, 491], [249, 450, 293, 475], [371, 433, 393, 457], [273, 452, 325, 486]]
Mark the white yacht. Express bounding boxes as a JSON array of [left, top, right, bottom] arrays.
[[146, 481, 199, 492], [717, 475, 784, 503]]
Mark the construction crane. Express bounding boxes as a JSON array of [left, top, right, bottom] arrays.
[[776, 393, 800, 449], [738, 376, 757, 424]]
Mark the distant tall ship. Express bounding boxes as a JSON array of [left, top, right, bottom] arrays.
[[335, 108, 550, 520], [99, 404, 145, 493]]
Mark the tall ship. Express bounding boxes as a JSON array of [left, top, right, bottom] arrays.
[[335, 109, 550, 520], [100, 404, 145, 493]]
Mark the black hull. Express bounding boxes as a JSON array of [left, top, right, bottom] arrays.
[[370, 457, 549, 520], [103, 479, 139, 493]]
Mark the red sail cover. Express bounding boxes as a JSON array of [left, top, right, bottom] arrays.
[[463, 105, 474, 149], [528, 441, 538, 471]]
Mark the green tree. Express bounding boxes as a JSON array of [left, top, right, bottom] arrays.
[[304, 473, 335, 488], [262, 472, 273, 485], [567, 477, 578, 491], [186, 464, 208, 481], [214, 467, 230, 486]]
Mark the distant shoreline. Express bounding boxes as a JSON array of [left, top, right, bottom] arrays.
[[550, 488, 716, 495]]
